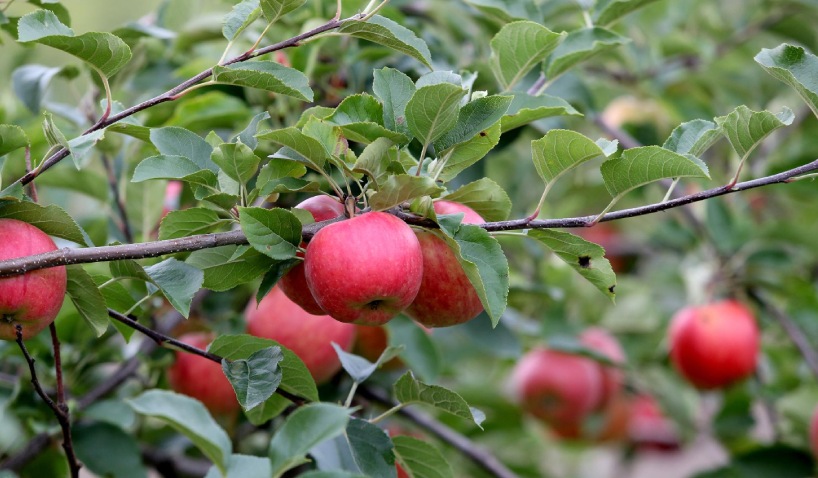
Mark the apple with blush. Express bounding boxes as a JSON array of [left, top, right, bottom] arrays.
[[279, 195, 345, 315], [167, 332, 240, 416], [0, 219, 67, 341], [246, 285, 356, 384], [304, 211, 423, 325], [579, 327, 626, 408]]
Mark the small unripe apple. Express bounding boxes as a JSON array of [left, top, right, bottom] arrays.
[[509, 347, 603, 438], [0, 219, 67, 341], [405, 201, 485, 328], [668, 300, 759, 390], [167, 332, 240, 415], [279, 195, 345, 315], [579, 327, 626, 408], [246, 285, 356, 384], [305, 211, 423, 325], [810, 405, 818, 459]]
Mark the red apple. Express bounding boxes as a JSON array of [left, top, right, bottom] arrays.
[[810, 405, 818, 459], [580, 327, 626, 408], [353, 325, 398, 368], [0, 219, 67, 341], [279, 195, 345, 315], [304, 211, 423, 326], [246, 285, 356, 384], [404, 201, 485, 328], [668, 300, 759, 390], [509, 347, 604, 438], [167, 332, 240, 415], [628, 394, 680, 451]]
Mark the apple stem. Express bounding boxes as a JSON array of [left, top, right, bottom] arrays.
[[344, 195, 357, 218]]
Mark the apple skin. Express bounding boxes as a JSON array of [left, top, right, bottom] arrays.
[[0, 219, 67, 341], [509, 347, 604, 438], [404, 201, 485, 328], [305, 211, 423, 326], [810, 405, 818, 459], [167, 332, 240, 416], [246, 285, 356, 384], [628, 394, 680, 451], [279, 195, 345, 315], [579, 327, 626, 408], [668, 300, 760, 390]]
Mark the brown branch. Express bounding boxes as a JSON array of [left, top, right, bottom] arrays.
[[360, 386, 518, 478], [1, 158, 817, 278], [15, 325, 81, 478], [14, 14, 365, 188]]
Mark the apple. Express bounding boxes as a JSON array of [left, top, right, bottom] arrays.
[[304, 211, 423, 326], [668, 300, 759, 390], [246, 285, 356, 384], [810, 405, 818, 459], [0, 219, 67, 341], [353, 325, 399, 368], [279, 195, 345, 315], [627, 394, 679, 451], [579, 327, 626, 408], [167, 332, 240, 415], [509, 347, 603, 438], [404, 201, 485, 328]]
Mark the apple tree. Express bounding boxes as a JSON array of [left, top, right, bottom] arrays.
[[1, 0, 818, 477]]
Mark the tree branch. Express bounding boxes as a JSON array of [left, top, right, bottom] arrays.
[[360, 386, 518, 478], [1, 158, 817, 278], [751, 292, 818, 382]]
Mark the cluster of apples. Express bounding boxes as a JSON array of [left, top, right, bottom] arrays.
[[279, 195, 485, 328]]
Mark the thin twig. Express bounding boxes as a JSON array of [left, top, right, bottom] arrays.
[[1, 158, 817, 277], [360, 386, 518, 478], [15, 326, 81, 477], [752, 292, 818, 382], [100, 154, 134, 243]]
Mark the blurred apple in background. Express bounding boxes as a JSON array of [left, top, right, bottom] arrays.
[[167, 332, 240, 416]]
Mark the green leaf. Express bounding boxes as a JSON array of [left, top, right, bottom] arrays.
[[352, 137, 395, 188], [213, 62, 313, 102], [238, 207, 302, 260], [463, 0, 542, 22], [73, 423, 147, 478], [300, 472, 367, 478], [66, 130, 105, 169], [393, 371, 484, 427], [211, 140, 261, 185], [388, 316, 441, 382], [434, 95, 512, 153], [11, 64, 65, 113], [594, 0, 660, 26], [755, 44, 818, 119], [0, 125, 29, 157], [132, 155, 218, 188], [326, 94, 408, 145], [490, 21, 565, 90], [42, 111, 68, 150], [260, 0, 307, 23], [393, 436, 453, 478], [662, 119, 722, 157], [405, 83, 466, 148], [186, 246, 275, 291], [222, 346, 283, 410], [223, 0, 261, 41], [528, 229, 617, 301], [234, 111, 271, 150], [714, 105, 794, 161], [17, 10, 131, 77], [437, 218, 508, 327], [339, 15, 432, 69], [159, 207, 229, 240], [143, 258, 204, 318], [345, 418, 397, 478], [600, 145, 710, 198], [166, 91, 251, 131], [443, 178, 512, 222], [110, 259, 150, 282], [0, 201, 88, 245], [431, 122, 502, 183], [544, 27, 629, 79], [257, 127, 328, 171], [500, 93, 581, 132], [531, 129, 607, 196], [204, 454, 272, 478], [373, 67, 416, 137], [149, 126, 216, 172], [128, 390, 231, 474], [209, 334, 319, 402], [66, 265, 109, 337], [268, 403, 351, 475], [368, 175, 445, 211], [331, 343, 402, 383]]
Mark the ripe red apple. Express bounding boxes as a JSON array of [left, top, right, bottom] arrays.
[[404, 201, 485, 328], [167, 332, 240, 416], [304, 211, 423, 325], [246, 285, 356, 384], [627, 394, 679, 451], [509, 347, 604, 438], [668, 300, 759, 390], [279, 195, 345, 315], [810, 405, 818, 459], [580, 327, 626, 408], [0, 219, 67, 341]]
